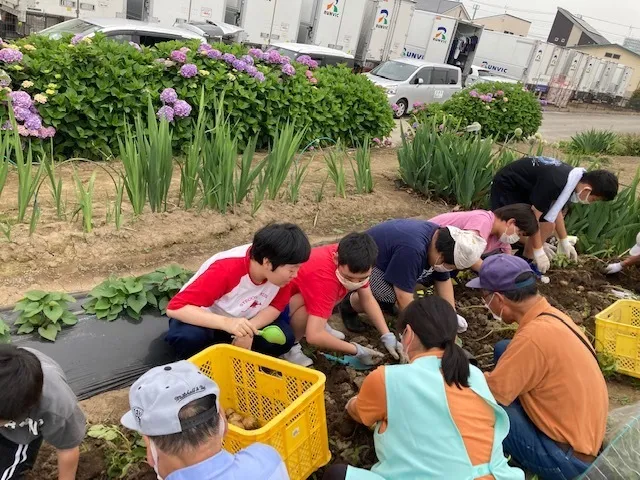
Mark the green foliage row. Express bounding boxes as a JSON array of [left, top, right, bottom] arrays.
[[564, 129, 640, 157], [13, 290, 78, 341], [6, 34, 394, 158]]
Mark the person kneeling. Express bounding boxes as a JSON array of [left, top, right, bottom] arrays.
[[121, 361, 289, 480], [323, 297, 523, 480]]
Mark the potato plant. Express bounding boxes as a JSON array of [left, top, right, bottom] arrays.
[[139, 265, 193, 315], [83, 277, 148, 321], [87, 424, 146, 479], [13, 290, 78, 341]]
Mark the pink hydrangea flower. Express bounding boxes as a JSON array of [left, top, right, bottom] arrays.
[[170, 50, 187, 63], [179, 64, 198, 78]]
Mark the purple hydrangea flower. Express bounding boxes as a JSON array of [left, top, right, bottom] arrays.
[[241, 55, 254, 66], [265, 49, 282, 64], [232, 59, 247, 71], [40, 126, 56, 138], [279, 56, 291, 64], [222, 53, 237, 64], [253, 72, 265, 82], [13, 106, 30, 122], [129, 41, 142, 52], [207, 49, 222, 59], [170, 50, 187, 63], [295, 55, 318, 69], [248, 48, 263, 58], [245, 65, 258, 76], [305, 70, 313, 79], [157, 105, 175, 122], [10, 91, 32, 108], [24, 114, 42, 131], [173, 100, 192, 118], [0, 47, 23, 63], [160, 88, 178, 105], [70, 34, 84, 45], [469, 90, 478, 98], [179, 64, 198, 78], [281, 64, 295, 76]]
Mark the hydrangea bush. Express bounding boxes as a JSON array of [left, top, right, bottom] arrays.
[[440, 82, 542, 140], [2, 34, 393, 157]]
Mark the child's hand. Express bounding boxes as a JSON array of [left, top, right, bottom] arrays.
[[232, 334, 254, 350], [225, 317, 257, 337]]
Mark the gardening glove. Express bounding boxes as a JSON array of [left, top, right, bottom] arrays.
[[558, 237, 578, 262], [352, 342, 385, 366], [456, 314, 468, 333], [542, 242, 557, 260], [533, 248, 551, 273], [605, 262, 623, 275], [380, 332, 403, 361]]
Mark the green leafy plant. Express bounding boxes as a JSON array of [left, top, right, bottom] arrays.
[[264, 123, 307, 200], [324, 144, 347, 198], [569, 129, 617, 155], [597, 350, 619, 378], [13, 290, 78, 341], [613, 133, 640, 156], [43, 154, 65, 219], [114, 176, 124, 230], [83, 277, 148, 321], [139, 265, 193, 315], [118, 121, 146, 216], [0, 316, 10, 343], [441, 82, 542, 140], [14, 134, 43, 223], [88, 424, 147, 479], [288, 156, 311, 204], [72, 168, 96, 233], [235, 136, 265, 205], [352, 137, 374, 194], [0, 128, 10, 203], [29, 201, 40, 236], [179, 89, 206, 210]]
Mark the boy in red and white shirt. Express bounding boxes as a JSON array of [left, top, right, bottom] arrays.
[[281, 232, 403, 367], [165, 223, 311, 359]]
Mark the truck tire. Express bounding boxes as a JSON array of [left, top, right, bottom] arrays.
[[394, 99, 408, 118]]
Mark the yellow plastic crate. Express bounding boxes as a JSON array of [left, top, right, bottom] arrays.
[[595, 300, 640, 379], [189, 344, 331, 480]]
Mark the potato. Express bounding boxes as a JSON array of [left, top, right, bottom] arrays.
[[242, 415, 259, 430], [225, 408, 236, 418], [228, 417, 244, 428], [228, 413, 244, 424]]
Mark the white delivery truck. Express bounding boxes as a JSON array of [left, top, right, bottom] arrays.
[[355, 0, 416, 70], [546, 50, 590, 107], [298, 0, 367, 55], [402, 10, 483, 78], [615, 66, 634, 100], [472, 30, 538, 81], [1, 0, 125, 23], [238, 0, 302, 45], [129, 0, 226, 25], [523, 43, 567, 93], [575, 56, 603, 99]]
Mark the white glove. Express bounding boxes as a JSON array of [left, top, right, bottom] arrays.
[[558, 238, 578, 262], [542, 242, 557, 260], [566, 235, 578, 246], [352, 343, 385, 366], [456, 314, 468, 333], [533, 248, 551, 273], [380, 332, 404, 360], [605, 262, 623, 275]]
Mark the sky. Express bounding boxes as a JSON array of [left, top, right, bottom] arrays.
[[461, 0, 640, 45]]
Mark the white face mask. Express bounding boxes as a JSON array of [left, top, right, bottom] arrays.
[[149, 440, 164, 480], [571, 187, 591, 205], [432, 256, 454, 273], [484, 293, 504, 322], [336, 269, 369, 291], [499, 224, 520, 245]]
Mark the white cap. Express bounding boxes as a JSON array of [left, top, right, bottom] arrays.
[[446, 226, 487, 270], [630, 232, 640, 256]]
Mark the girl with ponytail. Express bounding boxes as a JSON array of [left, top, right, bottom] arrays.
[[323, 296, 523, 480]]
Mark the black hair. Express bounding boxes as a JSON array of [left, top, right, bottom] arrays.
[[435, 228, 456, 265], [396, 297, 470, 389], [500, 272, 538, 302], [337, 232, 378, 273], [581, 170, 618, 201], [493, 204, 539, 236], [0, 345, 44, 420], [251, 223, 311, 270], [150, 395, 220, 455]]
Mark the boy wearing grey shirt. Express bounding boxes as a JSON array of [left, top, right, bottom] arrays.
[[0, 345, 86, 480]]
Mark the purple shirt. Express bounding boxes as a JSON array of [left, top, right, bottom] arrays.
[[430, 210, 511, 255]]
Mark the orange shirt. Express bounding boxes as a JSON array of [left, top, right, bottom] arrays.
[[352, 350, 496, 479], [485, 297, 608, 456]]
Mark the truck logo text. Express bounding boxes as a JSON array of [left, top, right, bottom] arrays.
[[376, 9, 389, 28], [480, 60, 508, 74], [403, 48, 424, 59], [433, 26, 447, 42], [324, 0, 339, 17]]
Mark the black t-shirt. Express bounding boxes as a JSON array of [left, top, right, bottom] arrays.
[[493, 157, 573, 214]]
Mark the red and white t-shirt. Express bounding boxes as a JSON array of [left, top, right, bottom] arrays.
[[290, 244, 354, 319], [167, 244, 291, 318]]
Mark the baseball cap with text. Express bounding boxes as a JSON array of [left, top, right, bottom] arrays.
[[121, 360, 220, 437], [466, 254, 536, 292]]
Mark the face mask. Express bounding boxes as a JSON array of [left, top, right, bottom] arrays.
[[484, 293, 504, 322], [499, 225, 520, 245], [149, 440, 164, 480], [336, 269, 369, 291], [571, 187, 591, 205], [432, 256, 453, 273]]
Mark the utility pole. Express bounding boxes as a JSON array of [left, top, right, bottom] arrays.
[[472, 3, 479, 19]]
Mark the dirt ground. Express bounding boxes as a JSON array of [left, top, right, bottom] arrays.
[[4, 148, 640, 479]]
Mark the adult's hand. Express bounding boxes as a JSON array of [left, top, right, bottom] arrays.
[[604, 262, 623, 275], [380, 333, 403, 360], [533, 248, 550, 273], [558, 238, 578, 262], [352, 343, 385, 366]]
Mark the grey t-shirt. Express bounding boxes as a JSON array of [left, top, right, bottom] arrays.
[[0, 348, 86, 449]]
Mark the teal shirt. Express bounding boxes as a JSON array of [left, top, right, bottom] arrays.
[[347, 356, 524, 480]]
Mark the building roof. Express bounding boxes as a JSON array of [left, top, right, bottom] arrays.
[[475, 13, 531, 24], [415, 0, 468, 16], [556, 7, 608, 45], [574, 43, 640, 60]]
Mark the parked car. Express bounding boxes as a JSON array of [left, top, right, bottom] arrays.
[[366, 58, 462, 118], [174, 20, 244, 43], [465, 65, 520, 87], [270, 42, 355, 68], [39, 18, 205, 46]]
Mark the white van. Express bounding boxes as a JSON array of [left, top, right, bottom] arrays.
[[365, 58, 461, 117], [270, 42, 355, 68], [465, 65, 519, 87]]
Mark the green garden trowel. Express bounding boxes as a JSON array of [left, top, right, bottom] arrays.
[[257, 325, 287, 345]]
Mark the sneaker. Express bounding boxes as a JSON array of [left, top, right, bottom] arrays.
[[339, 294, 368, 333], [281, 343, 313, 367], [325, 323, 346, 340]]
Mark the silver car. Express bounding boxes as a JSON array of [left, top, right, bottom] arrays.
[[366, 58, 462, 118]]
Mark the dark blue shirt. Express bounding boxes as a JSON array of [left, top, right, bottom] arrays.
[[366, 219, 450, 293]]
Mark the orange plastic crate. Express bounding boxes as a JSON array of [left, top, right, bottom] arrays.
[[189, 344, 331, 480]]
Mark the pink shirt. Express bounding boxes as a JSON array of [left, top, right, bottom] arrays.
[[429, 210, 511, 255]]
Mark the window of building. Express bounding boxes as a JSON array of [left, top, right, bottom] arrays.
[[605, 52, 613, 57], [504, 30, 514, 35], [612, 54, 621, 59]]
